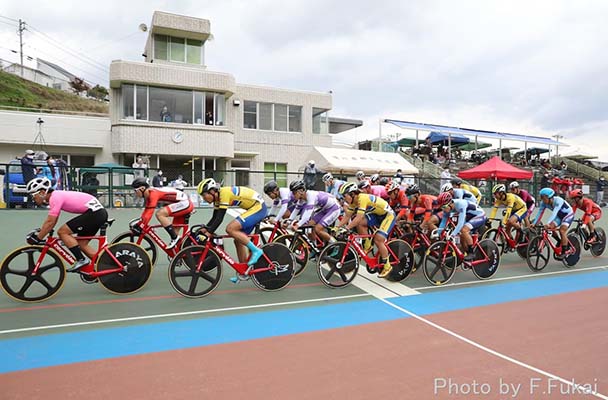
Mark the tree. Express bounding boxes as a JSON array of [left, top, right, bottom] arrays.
[[69, 77, 91, 95], [87, 84, 109, 100]]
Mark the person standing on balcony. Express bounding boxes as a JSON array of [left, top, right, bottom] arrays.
[[596, 176, 608, 205]]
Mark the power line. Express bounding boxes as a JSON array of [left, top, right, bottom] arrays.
[[24, 44, 106, 84], [0, 14, 19, 23], [0, 19, 17, 27]]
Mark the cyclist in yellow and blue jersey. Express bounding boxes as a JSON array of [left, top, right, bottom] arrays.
[[197, 178, 267, 266], [489, 183, 527, 244], [335, 182, 396, 278]]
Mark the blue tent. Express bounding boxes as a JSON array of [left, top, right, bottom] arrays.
[[426, 131, 470, 146]]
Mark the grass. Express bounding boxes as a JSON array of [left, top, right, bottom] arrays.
[[0, 69, 109, 114]]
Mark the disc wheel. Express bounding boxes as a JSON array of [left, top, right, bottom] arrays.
[[169, 245, 223, 298], [402, 233, 425, 271], [0, 246, 65, 302], [274, 233, 309, 277], [386, 239, 414, 282], [590, 228, 606, 257], [111, 231, 157, 266], [482, 228, 506, 255], [423, 241, 457, 286], [317, 241, 359, 288], [96, 243, 152, 294], [471, 239, 501, 280], [526, 236, 549, 271], [250, 242, 295, 291], [562, 234, 581, 267]]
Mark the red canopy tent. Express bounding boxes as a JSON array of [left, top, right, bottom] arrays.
[[458, 156, 533, 180]]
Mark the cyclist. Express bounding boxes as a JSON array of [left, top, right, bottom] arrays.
[[488, 184, 527, 246], [288, 180, 341, 244], [386, 180, 410, 222], [406, 184, 441, 232], [532, 187, 574, 259], [322, 173, 345, 198], [355, 170, 367, 183], [369, 174, 381, 185], [440, 182, 477, 205], [569, 188, 602, 244], [263, 180, 294, 223], [336, 182, 396, 278], [197, 178, 267, 266], [132, 177, 194, 250], [25, 177, 108, 272], [509, 181, 536, 229], [450, 178, 482, 204], [358, 179, 389, 200], [435, 191, 486, 261]]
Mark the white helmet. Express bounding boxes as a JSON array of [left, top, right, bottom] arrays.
[[440, 182, 453, 193], [27, 177, 52, 194], [355, 170, 365, 179], [509, 181, 520, 189], [322, 173, 333, 183]]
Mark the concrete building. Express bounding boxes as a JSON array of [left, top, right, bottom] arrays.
[[3, 59, 76, 92]]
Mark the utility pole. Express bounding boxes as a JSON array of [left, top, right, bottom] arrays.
[[18, 19, 26, 77], [552, 134, 564, 158]]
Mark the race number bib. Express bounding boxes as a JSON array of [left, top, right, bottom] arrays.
[[86, 198, 104, 212]]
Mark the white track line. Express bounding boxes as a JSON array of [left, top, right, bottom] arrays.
[[0, 294, 369, 335], [379, 297, 608, 399], [411, 264, 608, 291], [353, 273, 420, 298]]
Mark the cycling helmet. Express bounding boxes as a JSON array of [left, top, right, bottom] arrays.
[[26, 177, 51, 194], [289, 180, 306, 192], [437, 192, 453, 207], [322, 173, 333, 183], [197, 178, 219, 195], [378, 177, 389, 185], [509, 181, 520, 190], [370, 174, 380, 184], [406, 184, 420, 196], [440, 182, 453, 193], [358, 180, 371, 189], [339, 182, 359, 196], [355, 170, 365, 179], [386, 181, 401, 192], [450, 178, 463, 186], [569, 188, 583, 199], [131, 177, 150, 189], [263, 180, 279, 194], [492, 184, 506, 194], [539, 187, 555, 198]]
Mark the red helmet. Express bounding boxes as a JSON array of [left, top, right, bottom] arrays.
[[437, 192, 453, 207], [569, 189, 583, 199]]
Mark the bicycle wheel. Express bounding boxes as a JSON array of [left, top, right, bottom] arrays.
[[563, 234, 581, 268], [386, 239, 414, 282], [274, 233, 309, 277], [515, 230, 531, 259], [0, 246, 65, 302], [481, 228, 506, 255], [168, 245, 222, 298], [526, 236, 549, 271], [258, 227, 277, 245], [402, 233, 425, 271], [317, 241, 359, 288], [111, 231, 157, 266], [471, 239, 501, 280], [590, 228, 606, 257], [251, 242, 295, 291], [423, 241, 457, 286], [96, 243, 152, 294]]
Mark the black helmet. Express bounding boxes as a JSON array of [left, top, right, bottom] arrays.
[[264, 180, 279, 194], [406, 184, 420, 196], [450, 177, 463, 186], [132, 177, 150, 189], [289, 180, 306, 192]]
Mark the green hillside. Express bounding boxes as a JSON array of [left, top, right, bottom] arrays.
[[0, 69, 109, 114]]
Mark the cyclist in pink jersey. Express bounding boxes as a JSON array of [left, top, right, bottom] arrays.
[[357, 180, 389, 200], [25, 177, 108, 272]]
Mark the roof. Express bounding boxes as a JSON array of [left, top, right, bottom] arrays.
[[458, 156, 533, 180], [385, 119, 564, 146], [37, 59, 77, 81], [306, 146, 419, 175]]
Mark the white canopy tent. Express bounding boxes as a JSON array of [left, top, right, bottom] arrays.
[[307, 146, 419, 175]]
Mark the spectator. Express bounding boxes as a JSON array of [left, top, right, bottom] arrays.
[[440, 168, 451, 187], [303, 160, 319, 190], [152, 170, 164, 188], [596, 176, 608, 205], [46, 155, 60, 189], [160, 106, 172, 122], [83, 173, 100, 198], [540, 172, 551, 189], [393, 169, 404, 185], [132, 154, 148, 178], [21, 149, 37, 185], [171, 174, 188, 191]]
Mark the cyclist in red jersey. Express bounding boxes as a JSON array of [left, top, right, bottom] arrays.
[[569, 189, 602, 243], [25, 177, 108, 272], [405, 184, 441, 231], [386, 181, 409, 221], [132, 177, 194, 249]]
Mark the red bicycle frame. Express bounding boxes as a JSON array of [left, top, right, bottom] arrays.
[[337, 232, 397, 271], [136, 222, 194, 257]]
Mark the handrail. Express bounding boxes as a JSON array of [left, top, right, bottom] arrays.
[[0, 105, 109, 118], [552, 156, 608, 181]]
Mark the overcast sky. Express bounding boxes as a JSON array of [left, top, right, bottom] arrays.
[[1, 1, 607, 158]]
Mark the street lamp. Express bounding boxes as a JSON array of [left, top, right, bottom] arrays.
[[552, 134, 564, 158]]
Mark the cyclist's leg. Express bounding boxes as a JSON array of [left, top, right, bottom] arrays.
[[312, 205, 341, 244], [228, 203, 267, 265], [158, 201, 192, 243], [62, 209, 108, 266], [376, 212, 396, 277]]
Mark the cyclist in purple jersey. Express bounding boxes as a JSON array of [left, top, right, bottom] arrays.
[[509, 181, 536, 228], [25, 177, 108, 272], [263, 181, 295, 223], [289, 180, 340, 244]]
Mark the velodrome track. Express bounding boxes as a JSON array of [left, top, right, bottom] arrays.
[[0, 208, 607, 399]]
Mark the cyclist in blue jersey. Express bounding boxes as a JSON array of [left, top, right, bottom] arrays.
[[322, 173, 345, 199], [532, 187, 574, 259]]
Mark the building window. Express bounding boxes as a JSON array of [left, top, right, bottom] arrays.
[[154, 34, 203, 65], [264, 162, 288, 188], [194, 91, 204, 124], [149, 87, 193, 123], [312, 108, 328, 134], [154, 35, 168, 60], [186, 39, 202, 64], [244, 101, 257, 129], [289, 106, 302, 132], [274, 104, 288, 132], [123, 84, 134, 119], [259, 103, 273, 131], [215, 94, 225, 126], [136, 85, 148, 120]]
